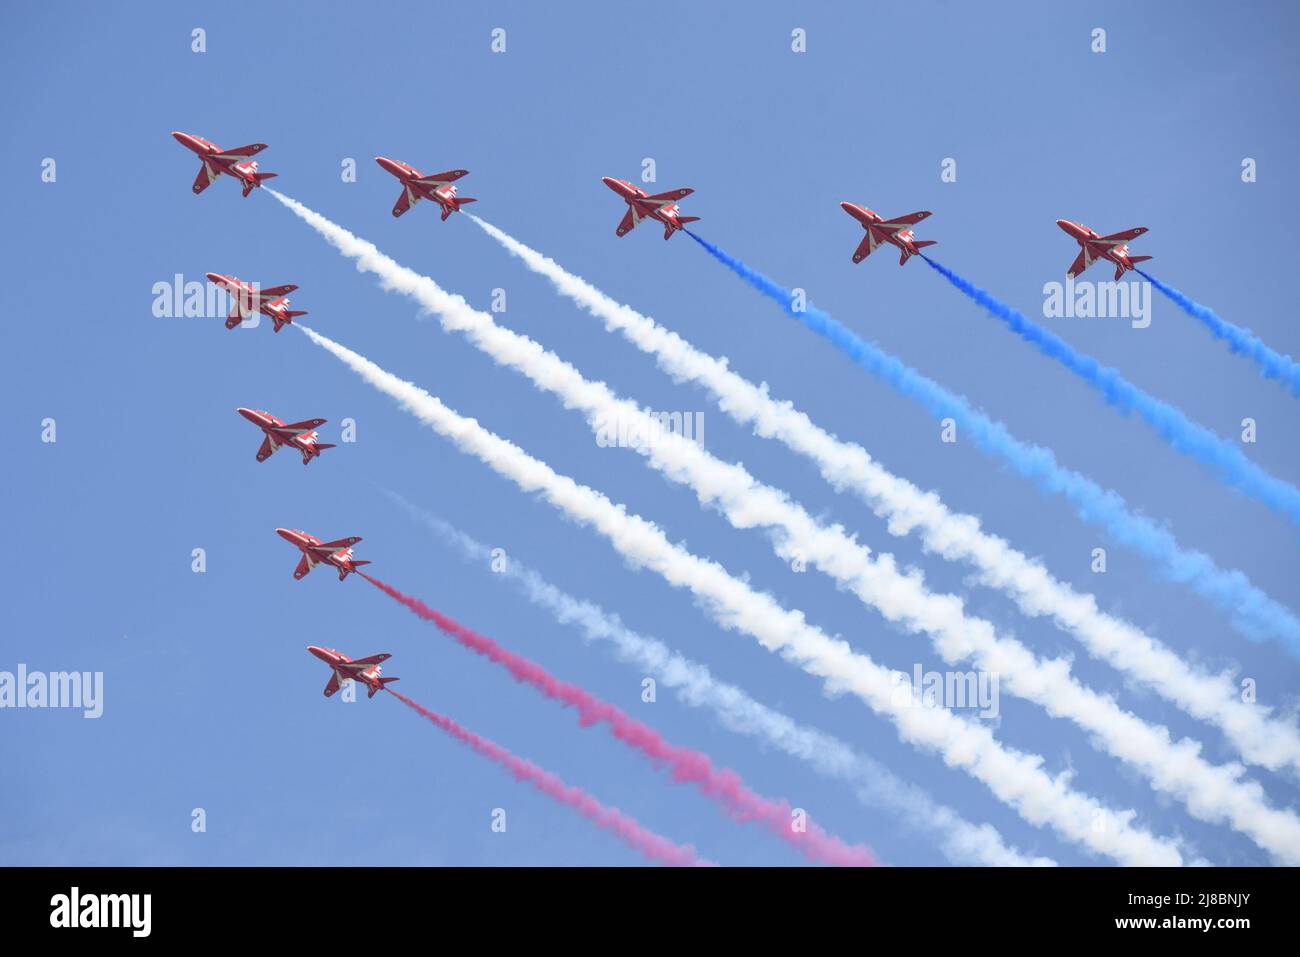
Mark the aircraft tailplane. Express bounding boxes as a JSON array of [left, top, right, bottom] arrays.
[[442, 197, 476, 221], [339, 560, 371, 581], [303, 444, 336, 464], [243, 172, 277, 198]]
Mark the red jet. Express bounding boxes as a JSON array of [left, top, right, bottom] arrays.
[[602, 177, 700, 240], [172, 132, 277, 197], [276, 528, 371, 581], [1056, 220, 1152, 280], [207, 273, 306, 332], [375, 157, 476, 220], [308, 646, 399, 699], [840, 204, 937, 266], [238, 409, 335, 465]]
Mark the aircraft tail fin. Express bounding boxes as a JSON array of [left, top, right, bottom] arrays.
[[303, 444, 336, 465], [338, 560, 370, 581], [668, 217, 701, 239], [900, 241, 936, 266], [442, 197, 476, 221], [367, 676, 399, 699], [243, 172, 277, 198], [346, 561, 373, 580], [273, 309, 308, 333], [1129, 255, 1152, 265]]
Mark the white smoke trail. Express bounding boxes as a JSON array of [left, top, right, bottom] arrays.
[[388, 493, 1056, 867], [270, 191, 1294, 862], [295, 319, 1186, 866], [468, 214, 1300, 780]]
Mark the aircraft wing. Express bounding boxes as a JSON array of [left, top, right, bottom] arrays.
[[256, 435, 280, 462], [647, 188, 692, 203], [293, 554, 314, 580], [259, 284, 297, 299], [416, 169, 468, 186], [615, 208, 641, 237], [1100, 226, 1147, 243], [217, 143, 267, 159], [192, 165, 214, 195], [392, 188, 415, 218], [323, 672, 341, 697], [319, 536, 362, 550], [881, 211, 931, 227], [279, 418, 327, 433], [349, 653, 391, 666], [1067, 248, 1096, 278], [852, 230, 883, 264], [225, 302, 249, 329]]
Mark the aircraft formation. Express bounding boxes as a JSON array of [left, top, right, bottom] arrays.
[[174, 129, 1155, 704], [157, 112, 1300, 877], [174, 132, 1152, 272]]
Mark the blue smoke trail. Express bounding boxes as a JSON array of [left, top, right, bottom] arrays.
[[920, 256, 1300, 525], [1137, 270, 1300, 397], [686, 230, 1300, 656]]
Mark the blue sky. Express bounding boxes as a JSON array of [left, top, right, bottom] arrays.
[[1, 0, 1297, 865]]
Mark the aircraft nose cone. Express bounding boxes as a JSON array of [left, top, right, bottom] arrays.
[[275, 528, 294, 541], [1055, 219, 1074, 231], [840, 202, 855, 213], [601, 176, 621, 191], [205, 272, 222, 283]]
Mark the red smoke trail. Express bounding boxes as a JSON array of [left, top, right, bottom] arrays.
[[363, 572, 877, 867], [384, 687, 709, 867]]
